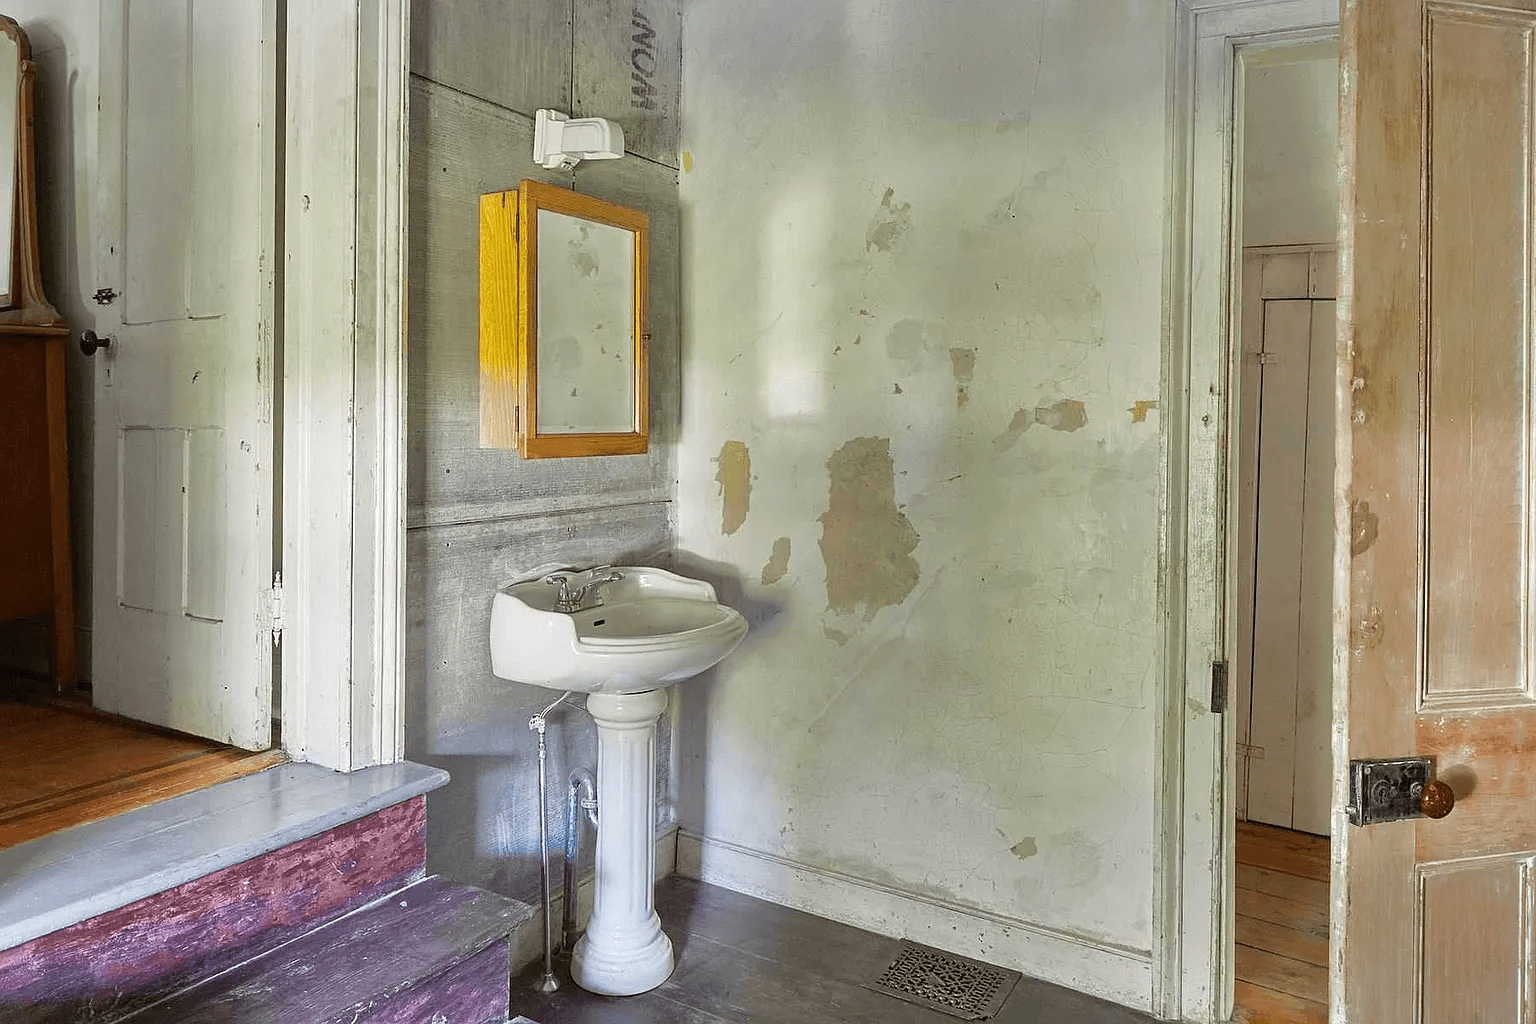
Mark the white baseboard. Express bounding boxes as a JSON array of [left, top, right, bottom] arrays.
[[509, 825, 678, 974], [676, 830, 1153, 1014]]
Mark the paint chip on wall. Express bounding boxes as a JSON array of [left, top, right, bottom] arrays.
[[1011, 837, 1038, 859], [761, 537, 792, 584], [682, 150, 694, 172], [819, 437, 920, 616], [717, 441, 751, 535], [991, 400, 1088, 451], [1129, 399, 1158, 423], [866, 187, 912, 253], [949, 348, 976, 407]]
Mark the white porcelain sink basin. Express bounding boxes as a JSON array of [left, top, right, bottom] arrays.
[[489, 566, 747, 693]]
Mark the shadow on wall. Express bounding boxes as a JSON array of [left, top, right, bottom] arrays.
[[667, 551, 786, 856]]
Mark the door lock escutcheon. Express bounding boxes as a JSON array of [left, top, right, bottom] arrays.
[[1347, 757, 1456, 826]]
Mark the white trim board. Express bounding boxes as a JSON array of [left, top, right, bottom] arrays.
[[1156, 2, 1338, 1022], [281, 0, 410, 771], [677, 831, 1153, 1014]]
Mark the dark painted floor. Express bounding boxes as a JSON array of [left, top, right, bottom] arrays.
[[508, 876, 1156, 1024]]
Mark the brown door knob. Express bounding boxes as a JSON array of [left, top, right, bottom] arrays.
[[1418, 779, 1455, 819], [80, 330, 112, 356]]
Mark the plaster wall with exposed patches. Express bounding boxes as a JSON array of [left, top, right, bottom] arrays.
[[674, 0, 1166, 1008]]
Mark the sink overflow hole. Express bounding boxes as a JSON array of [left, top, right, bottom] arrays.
[[593, 619, 606, 626]]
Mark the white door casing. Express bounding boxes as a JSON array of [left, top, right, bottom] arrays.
[[90, 0, 278, 748], [1159, 1, 1339, 1021]]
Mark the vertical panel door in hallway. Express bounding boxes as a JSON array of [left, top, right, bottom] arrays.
[[1239, 248, 1336, 839], [87, 0, 276, 748], [1341, 0, 1536, 1019]]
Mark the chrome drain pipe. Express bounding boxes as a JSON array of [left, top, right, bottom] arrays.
[[529, 691, 573, 995], [561, 767, 598, 954]]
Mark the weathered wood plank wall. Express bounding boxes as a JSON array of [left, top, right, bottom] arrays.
[[406, 0, 682, 905]]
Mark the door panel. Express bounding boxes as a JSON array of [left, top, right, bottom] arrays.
[[1244, 294, 1335, 836], [1341, 0, 1536, 1018], [1250, 300, 1312, 829], [91, 0, 274, 748]]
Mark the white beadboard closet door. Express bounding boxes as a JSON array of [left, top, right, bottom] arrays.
[[1238, 249, 1335, 836], [89, 0, 276, 748]]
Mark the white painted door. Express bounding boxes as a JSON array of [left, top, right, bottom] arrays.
[[1341, 0, 1536, 1018], [88, 0, 276, 748], [1238, 250, 1335, 837]]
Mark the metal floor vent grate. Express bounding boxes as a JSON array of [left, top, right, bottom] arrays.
[[866, 940, 1021, 1020]]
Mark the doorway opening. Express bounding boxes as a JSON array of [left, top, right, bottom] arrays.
[[0, 3, 285, 849], [1228, 42, 1338, 1024]]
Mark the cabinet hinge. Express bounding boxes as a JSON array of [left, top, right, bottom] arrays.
[[93, 287, 118, 305], [270, 570, 285, 646], [1211, 660, 1229, 714]]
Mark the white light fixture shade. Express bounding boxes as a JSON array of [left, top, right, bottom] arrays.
[[533, 109, 626, 171]]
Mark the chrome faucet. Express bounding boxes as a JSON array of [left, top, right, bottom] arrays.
[[543, 565, 625, 613]]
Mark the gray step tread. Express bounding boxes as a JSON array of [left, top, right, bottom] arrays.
[[132, 876, 531, 1023]]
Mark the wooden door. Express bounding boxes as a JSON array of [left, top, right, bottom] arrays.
[[1340, 0, 1536, 1018], [1240, 248, 1337, 838], [88, 0, 276, 748]]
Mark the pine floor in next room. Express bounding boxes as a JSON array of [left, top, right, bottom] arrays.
[[510, 875, 1156, 1024], [1233, 821, 1330, 1024], [0, 696, 285, 848]]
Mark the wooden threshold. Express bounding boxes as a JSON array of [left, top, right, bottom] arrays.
[[1233, 821, 1330, 1024], [0, 697, 286, 849]]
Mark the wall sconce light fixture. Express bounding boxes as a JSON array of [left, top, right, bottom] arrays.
[[533, 109, 626, 171]]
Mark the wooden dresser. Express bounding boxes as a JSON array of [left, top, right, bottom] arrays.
[[0, 322, 74, 687]]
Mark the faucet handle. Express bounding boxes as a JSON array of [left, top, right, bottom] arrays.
[[543, 573, 573, 608]]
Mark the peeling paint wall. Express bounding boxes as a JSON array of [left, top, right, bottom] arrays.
[[675, 0, 1165, 1004]]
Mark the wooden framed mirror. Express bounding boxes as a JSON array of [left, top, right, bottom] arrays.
[[0, 15, 60, 328], [479, 179, 649, 458]]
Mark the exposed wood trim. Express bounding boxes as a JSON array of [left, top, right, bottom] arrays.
[[283, 0, 409, 771], [1159, 2, 1339, 1021]]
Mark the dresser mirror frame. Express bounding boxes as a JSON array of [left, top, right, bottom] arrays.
[[0, 15, 61, 328]]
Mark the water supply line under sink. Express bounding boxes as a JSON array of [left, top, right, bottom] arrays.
[[528, 692, 599, 994]]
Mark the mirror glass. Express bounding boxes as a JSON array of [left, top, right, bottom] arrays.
[[535, 209, 635, 434], [0, 28, 18, 307]]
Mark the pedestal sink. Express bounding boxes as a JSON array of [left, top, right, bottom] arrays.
[[489, 566, 747, 996]]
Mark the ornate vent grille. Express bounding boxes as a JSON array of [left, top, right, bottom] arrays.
[[867, 941, 1020, 1020]]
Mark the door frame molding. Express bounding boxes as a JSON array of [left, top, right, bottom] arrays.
[[1156, 1, 1338, 1019], [281, 0, 409, 771]]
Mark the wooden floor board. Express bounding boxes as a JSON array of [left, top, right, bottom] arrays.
[[1236, 914, 1327, 967], [1237, 862, 1329, 909], [512, 876, 1157, 1024], [1233, 981, 1328, 1024], [1236, 821, 1329, 882], [1233, 822, 1332, 1024], [0, 698, 284, 849]]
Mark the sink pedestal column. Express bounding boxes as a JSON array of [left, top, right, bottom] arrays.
[[571, 688, 673, 995]]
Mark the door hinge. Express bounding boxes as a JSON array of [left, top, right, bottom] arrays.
[[269, 571, 284, 646], [1211, 660, 1229, 714]]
